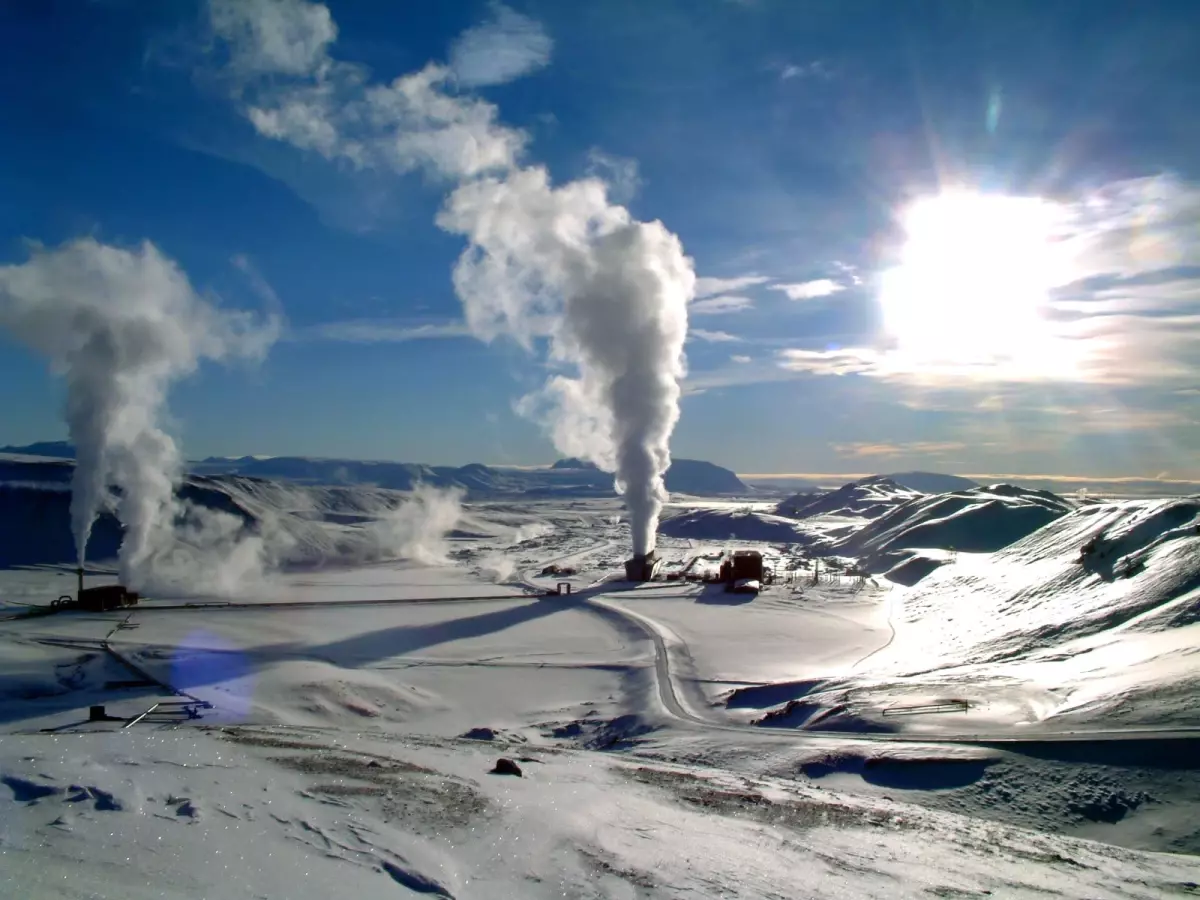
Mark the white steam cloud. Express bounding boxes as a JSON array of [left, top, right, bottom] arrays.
[[209, 0, 695, 556], [476, 551, 518, 583], [0, 238, 279, 592], [439, 170, 692, 555], [367, 485, 464, 565]]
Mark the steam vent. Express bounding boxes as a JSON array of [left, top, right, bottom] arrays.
[[624, 551, 662, 582]]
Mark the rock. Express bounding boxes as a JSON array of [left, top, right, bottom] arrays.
[[462, 727, 497, 741], [490, 758, 522, 777]]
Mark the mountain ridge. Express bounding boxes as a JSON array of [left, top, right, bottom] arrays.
[[0, 443, 749, 497]]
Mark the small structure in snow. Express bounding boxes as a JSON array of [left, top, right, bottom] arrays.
[[64, 567, 139, 612], [624, 552, 663, 582], [720, 550, 768, 592]]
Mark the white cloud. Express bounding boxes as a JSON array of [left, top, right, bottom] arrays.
[[689, 328, 740, 343], [302, 318, 470, 343], [209, 0, 336, 76], [771, 278, 844, 300], [449, 3, 553, 87], [777, 347, 883, 376], [586, 148, 641, 205], [684, 360, 799, 392], [832, 441, 966, 458], [208, 1, 528, 179], [1063, 174, 1200, 280], [763, 175, 1200, 392], [230, 253, 283, 315], [778, 61, 831, 81], [693, 274, 770, 298], [690, 294, 754, 315]]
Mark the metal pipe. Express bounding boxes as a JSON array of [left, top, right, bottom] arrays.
[[77, 566, 84, 600], [123, 703, 160, 728]]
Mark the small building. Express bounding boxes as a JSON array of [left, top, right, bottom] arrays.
[[624, 552, 662, 582], [77, 585, 139, 612], [720, 550, 766, 592]]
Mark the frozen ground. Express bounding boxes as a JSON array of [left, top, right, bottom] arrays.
[[3, 497, 1200, 897]]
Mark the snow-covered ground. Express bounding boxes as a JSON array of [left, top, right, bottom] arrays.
[[4, 493, 1200, 897]]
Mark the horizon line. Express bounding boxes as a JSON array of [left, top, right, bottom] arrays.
[[737, 472, 1200, 485]]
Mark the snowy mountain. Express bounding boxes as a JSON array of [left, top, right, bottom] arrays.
[[655, 481, 1069, 556], [657, 507, 811, 543], [889, 495, 1200, 669], [885, 471, 979, 493], [744, 493, 1200, 737], [0, 440, 75, 459], [4, 443, 747, 498], [837, 483, 1072, 567], [0, 467, 397, 570], [528, 457, 748, 494], [776, 475, 923, 520]]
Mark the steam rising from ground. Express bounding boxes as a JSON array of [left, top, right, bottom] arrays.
[[0, 238, 465, 594], [367, 485, 463, 566], [210, 0, 694, 556], [477, 552, 518, 584], [0, 238, 278, 592]]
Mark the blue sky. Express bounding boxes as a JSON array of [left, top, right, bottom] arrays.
[[2, 0, 1200, 478]]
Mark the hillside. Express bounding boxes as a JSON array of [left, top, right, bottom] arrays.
[[5, 442, 748, 498], [887, 495, 1200, 669], [657, 507, 811, 543], [776, 476, 922, 520], [662, 459, 748, 494], [838, 483, 1072, 568], [744, 494, 1200, 733], [0, 440, 75, 459], [885, 471, 979, 493], [0, 457, 521, 575]]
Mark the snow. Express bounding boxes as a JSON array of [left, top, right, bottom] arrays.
[[6, 725, 1198, 900], [778, 475, 924, 520], [3, 490, 1200, 896]]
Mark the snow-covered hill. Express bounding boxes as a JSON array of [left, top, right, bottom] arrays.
[[744, 494, 1200, 733], [0, 457, 517, 572], [657, 507, 811, 543], [839, 483, 1072, 569], [886, 471, 979, 493], [888, 495, 1200, 669], [654, 481, 1070, 560], [777, 476, 923, 520]]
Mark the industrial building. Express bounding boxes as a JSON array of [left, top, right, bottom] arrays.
[[719, 549, 767, 593], [60, 567, 139, 612], [624, 552, 662, 582]]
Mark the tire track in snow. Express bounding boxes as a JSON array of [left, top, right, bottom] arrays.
[[578, 582, 1200, 746]]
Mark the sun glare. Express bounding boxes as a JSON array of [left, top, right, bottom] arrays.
[[880, 191, 1071, 371]]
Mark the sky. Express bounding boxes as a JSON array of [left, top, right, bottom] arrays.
[[2, 0, 1200, 479]]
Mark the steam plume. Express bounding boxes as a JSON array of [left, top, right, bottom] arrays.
[[209, 0, 695, 555], [367, 485, 464, 565], [438, 170, 692, 555], [0, 238, 277, 585]]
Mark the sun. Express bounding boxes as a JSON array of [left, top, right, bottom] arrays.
[[879, 191, 1070, 368]]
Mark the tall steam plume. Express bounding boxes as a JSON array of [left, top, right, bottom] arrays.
[[438, 170, 692, 555], [210, 0, 695, 555], [0, 238, 277, 586]]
